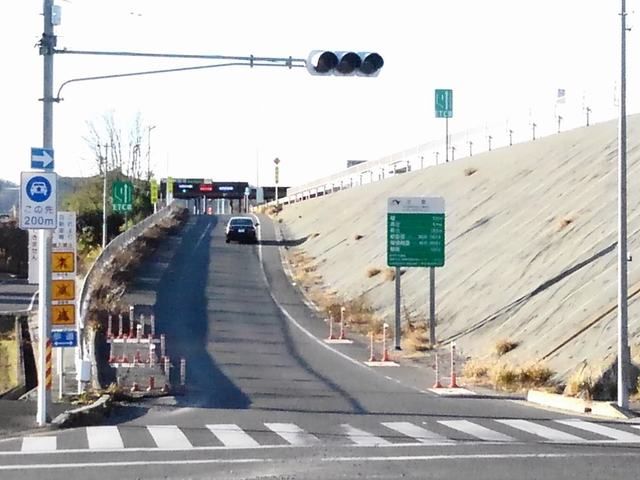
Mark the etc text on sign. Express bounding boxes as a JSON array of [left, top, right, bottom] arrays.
[[387, 197, 445, 268]]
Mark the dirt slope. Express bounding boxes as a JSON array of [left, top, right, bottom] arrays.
[[278, 115, 640, 381]]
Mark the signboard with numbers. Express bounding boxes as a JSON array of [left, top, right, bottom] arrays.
[[387, 197, 445, 267], [435, 89, 453, 118]]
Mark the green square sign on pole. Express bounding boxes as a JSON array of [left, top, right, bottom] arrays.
[[435, 89, 453, 118], [387, 197, 445, 267], [112, 181, 133, 212]]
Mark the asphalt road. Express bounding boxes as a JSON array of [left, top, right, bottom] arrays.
[[0, 276, 37, 313], [2, 214, 640, 479]]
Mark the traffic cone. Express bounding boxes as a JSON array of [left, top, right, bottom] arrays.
[[146, 376, 155, 392], [432, 352, 443, 388], [130, 382, 139, 392]]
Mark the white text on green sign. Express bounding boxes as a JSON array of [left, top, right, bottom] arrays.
[[435, 89, 453, 118]]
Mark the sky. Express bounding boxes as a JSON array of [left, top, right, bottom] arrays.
[[1, 1, 638, 187]]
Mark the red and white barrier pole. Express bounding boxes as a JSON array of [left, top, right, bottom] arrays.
[[180, 358, 186, 386], [432, 351, 443, 388], [121, 336, 129, 363], [108, 343, 115, 363], [164, 356, 171, 375], [107, 314, 113, 339], [381, 323, 390, 362], [134, 350, 141, 366], [118, 314, 124, 339], [149, 342, 155, 366], [140, 314, 146, 337], [128, 305, 134, 338], [160, 334, 166, 359], [339, 307, 347, 340], [146, 376, 155, 392], [327, 318, 335, 340], [449, 342, 459, 388], [136, 324, 143, 343], [368, 331, 377, 362], [150, 314, 156, 338]]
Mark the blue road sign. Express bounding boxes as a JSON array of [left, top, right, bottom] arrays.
[[30, 148, 54, 170], [52, 330, 77, 348], [25, 176, 53, 203]]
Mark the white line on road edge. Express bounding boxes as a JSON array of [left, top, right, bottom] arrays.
[[1, 451, 638, 471], [251, 214, 370, 373]]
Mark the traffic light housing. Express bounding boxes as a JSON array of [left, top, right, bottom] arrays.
[[307, 51, 384, 77]]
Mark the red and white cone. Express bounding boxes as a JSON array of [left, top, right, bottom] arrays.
[[130, 382, 139, 392], [368, 331, 377, 362], [449, 343, 460, 388], [339, 307, 347, 340], [327, 318, 336, 340], [432, 352, 443, 388]]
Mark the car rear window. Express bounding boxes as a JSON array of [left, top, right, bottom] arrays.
[[230, 219, 254, 226]]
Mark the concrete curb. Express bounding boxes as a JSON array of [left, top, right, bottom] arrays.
[[527, 389, 637, 420], [51, 394, 112, 429]]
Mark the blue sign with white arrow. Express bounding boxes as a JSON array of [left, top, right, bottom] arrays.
[[31, 147, 54, 170], [51, 330, 77, 348]]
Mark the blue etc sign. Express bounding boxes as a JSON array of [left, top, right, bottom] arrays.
[[51, 330, 77, 347]]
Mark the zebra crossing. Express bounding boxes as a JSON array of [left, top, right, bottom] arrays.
[[10, 418, 640, 454]]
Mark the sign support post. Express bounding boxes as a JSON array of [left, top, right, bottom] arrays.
[[394, 267, 402, 350], [429, 267, 436, 345]]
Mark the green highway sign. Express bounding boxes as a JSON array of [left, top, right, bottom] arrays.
[[435, 89, 453, 118], [112, 181, 133, 212], [387, 197, 445, 267]]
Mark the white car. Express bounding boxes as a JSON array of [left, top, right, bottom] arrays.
[[30, 181, 48, 196]]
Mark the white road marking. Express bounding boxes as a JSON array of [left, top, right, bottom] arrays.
[[428, 387, 476, 396], [382, 422, 453, 445], [342, 424, 392, 446], [496, 419, 586, 443], [86, 426, 124, 450], [146, 425, 192, 449], [21, 436, 56, 452], [206, 424, 260, 448], [265, 423, 321, 446], [438, 420, 515, 442], [555, 419, 640, 442], [1, 452, 639, 471]]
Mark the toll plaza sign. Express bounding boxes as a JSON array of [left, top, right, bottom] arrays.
[[387, 197, 445, 267]]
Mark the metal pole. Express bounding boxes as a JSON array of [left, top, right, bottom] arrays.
[[445, 118, 449, 162], [394, 267, 401, 350], [617, 0, 630, 409], [429, 267, 436, 345], [102, 152, 107, 249], [57, 347, 64, 400], [37, 0, 55, 426]]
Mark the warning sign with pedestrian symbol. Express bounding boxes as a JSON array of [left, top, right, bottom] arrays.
[[52, 251, 75, 273], [52, 279, 75, 301], [52, 304, 75, 326]]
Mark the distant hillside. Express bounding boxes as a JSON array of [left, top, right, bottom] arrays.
[[0, 176, 96, 214]]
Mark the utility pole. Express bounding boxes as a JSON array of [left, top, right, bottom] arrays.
[[101, 144, 108, 250], [147, 125, 156, 180], [274, 157, 280, 208], [617, 0, 630, 409], [557, 115, 563, 133], [434, 151, 439, 165], [37, 0, 55, 426], [451, 145, 456, 162]]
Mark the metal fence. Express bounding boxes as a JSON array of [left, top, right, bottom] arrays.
[[77, 203, 181, 327]]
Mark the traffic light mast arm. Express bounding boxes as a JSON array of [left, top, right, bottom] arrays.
[[55, 60, 305, 101]]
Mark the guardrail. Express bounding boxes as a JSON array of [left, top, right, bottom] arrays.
[[78, 203, 181, 327]]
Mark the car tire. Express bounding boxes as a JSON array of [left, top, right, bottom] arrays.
[[225, 238, 230, 243]]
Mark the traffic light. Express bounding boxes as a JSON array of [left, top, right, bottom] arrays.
[[306, 51, 384, 77]]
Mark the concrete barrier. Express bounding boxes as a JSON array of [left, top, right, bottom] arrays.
[[527, 389, 635, 420]]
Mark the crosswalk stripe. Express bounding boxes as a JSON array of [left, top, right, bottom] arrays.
[[555, 420, 640, 442], [342, 424, 392, 446], [86, 426, 124, 450], [438, 420, 515, 442], [21, 436, 57, 452], [206, 424, 260, 448], [381, 422, 452, 444], [147, 425, 193, 449], [496, 419, 586, 442], [265, 423, 321, 446]]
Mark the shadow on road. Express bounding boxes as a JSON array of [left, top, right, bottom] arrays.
[[258, 236, 308, 247], [154, 216, 251, 409]]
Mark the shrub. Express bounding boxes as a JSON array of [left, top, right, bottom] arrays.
[[367, 267, 382, 278], [494, 339, 519, 356], [464, 167, 478, 176]]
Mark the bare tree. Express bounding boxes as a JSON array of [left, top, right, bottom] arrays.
[[83, 111, 150, 180]]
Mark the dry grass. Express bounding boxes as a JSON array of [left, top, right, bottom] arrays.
[[383, 268, 396, 282], [464, 167, 478, 176], [557, 217, 574, 230], [400, 307, 432, 353], [564, 367, 597, 400], [367, 267, 382, 278], [494, 338, 519, 356], [0, 333, 18, 394], [461, 358, 555, 391]]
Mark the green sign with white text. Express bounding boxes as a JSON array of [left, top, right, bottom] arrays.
[[112, 181, 133, 212], [387, 197, 445, 267], [435, 89, 453, 118]]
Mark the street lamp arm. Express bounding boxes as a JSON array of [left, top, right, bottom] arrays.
[[54, 48, 306, 65], [55, 61, 305, 100]]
